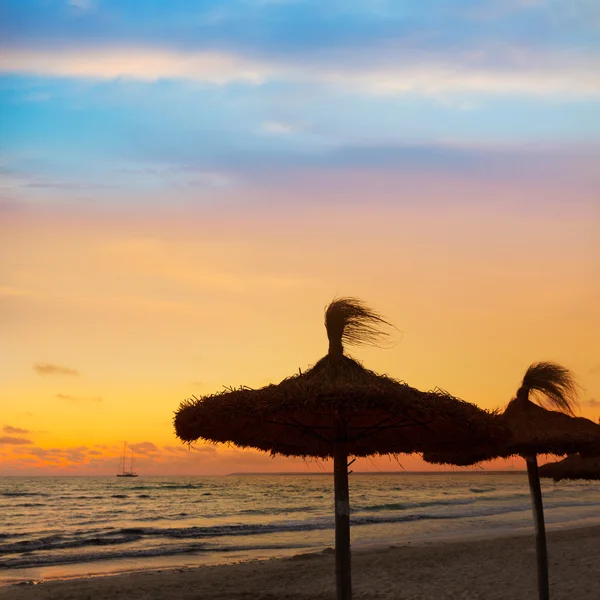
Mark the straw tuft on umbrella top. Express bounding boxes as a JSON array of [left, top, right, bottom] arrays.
[[325, 296, 392, 357], [501, 362, 598, 458], [518, 362, 578, 415], [423, 362, 599, 466]]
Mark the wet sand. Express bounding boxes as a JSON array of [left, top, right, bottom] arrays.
[[3, 526, 599, 599]]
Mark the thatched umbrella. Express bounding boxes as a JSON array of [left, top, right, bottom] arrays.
[[423, 362, 600, 600], [539, 454, 600, 482], [175, 298, 503, 600]]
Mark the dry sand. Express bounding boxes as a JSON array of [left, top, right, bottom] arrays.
[[3, 526, 599, 600]]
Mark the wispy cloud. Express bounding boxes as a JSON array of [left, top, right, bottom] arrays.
[[119, 165, 234, 188], [0, 436, 33, 445], [56, 393, 102, 403], [3, 425, 31, 435], [34, 363, 79, 376], [582, 398, 600, 408], [163, 445, 190, 454], [262, 121, 297, 135], [189, 444, 218, 454], [27, 445, 88, 462], [24, 180, 116, 191], [68, 0, 93, 10], [23, 92, 51, 102], [2, 47, 599, 98], [0, 48, 269, 85], [129, 441, 159, 454]]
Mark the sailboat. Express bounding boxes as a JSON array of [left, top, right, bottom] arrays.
[[116, 442, 138, 477]]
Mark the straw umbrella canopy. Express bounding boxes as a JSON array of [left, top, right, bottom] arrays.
[[174, 298, 503, 600], [539, 454, 600, 482], [423, 362, 600, 600]]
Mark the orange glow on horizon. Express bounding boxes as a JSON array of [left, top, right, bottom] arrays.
[[1, 173, 599, 475]]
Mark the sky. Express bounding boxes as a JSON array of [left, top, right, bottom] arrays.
[[1, 0, 599, 475]]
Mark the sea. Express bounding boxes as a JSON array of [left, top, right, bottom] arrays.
[[2, 472, 600, 585]]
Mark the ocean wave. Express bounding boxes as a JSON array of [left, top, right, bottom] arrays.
[[2, 503, 531, 559], [38, 502, 530, 546], [4, 474, 600, 577], [1, 528, 209, 557], [0, 541, 305, 570], [0, 543, 208, 569], [240, 505, 315, 516], [356, 498, 477, 512], [0, 531, 144, 555], [0, 492, 48, 498], [57, 495, 104, 500], [158, 484, 205, 490], [0, 501, 541, 558]]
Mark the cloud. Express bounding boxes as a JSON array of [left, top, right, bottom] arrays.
[[0, 48, 268, 85], [56, 393, 102, 403], [0, 436, 33, 445], [129, 441, 159, 454], [189, 444, 218, 454], [24, 180, 116, 191], [64, 446, 88, 462], [69, 0, 93, 9], [262, 121, 297, 135], [589, 364, 600, 375], [27, 447, 62, 459], [34, 363, 79, 376], [163, 445, 190, 454], [118, 166, 233, 189], [582, 398, 600, 408], [3, 425, 31, 434], [2, 46, 599, 98], [24, 92, 51, 102]]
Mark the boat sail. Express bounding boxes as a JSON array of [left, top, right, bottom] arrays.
[[117, 442, 138, 477]]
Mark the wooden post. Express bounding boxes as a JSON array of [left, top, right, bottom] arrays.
[[526, 454, 549, 600], [333, 419, 352, 600]]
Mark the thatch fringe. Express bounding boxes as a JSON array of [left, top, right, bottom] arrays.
[[325, 297, 392, 357], [421, 449, 493, 467], [518, 362, 579, 415], [174, 353, 504, 459]]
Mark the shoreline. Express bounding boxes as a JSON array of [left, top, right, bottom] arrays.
[[5, 517, 600, 588], [3, 524, 600, 599]]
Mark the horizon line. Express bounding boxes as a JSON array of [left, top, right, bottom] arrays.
[[0, 470, 527, 477]]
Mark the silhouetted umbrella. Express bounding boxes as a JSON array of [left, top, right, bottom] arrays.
[[539, 454, 600, 482], [175, 298, 503, 600], [423, 362, 600, 600]]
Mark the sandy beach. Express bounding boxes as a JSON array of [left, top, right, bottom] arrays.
[[3, 525, 599, 600]]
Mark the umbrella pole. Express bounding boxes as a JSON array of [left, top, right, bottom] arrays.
[[525, 454, 549, 600], [333, 438, 352, 600]]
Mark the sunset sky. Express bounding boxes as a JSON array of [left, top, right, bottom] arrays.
[[1, 0, 599, 475]]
